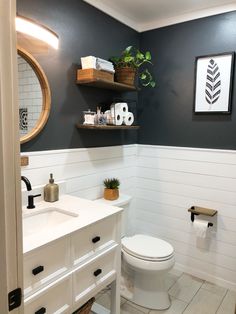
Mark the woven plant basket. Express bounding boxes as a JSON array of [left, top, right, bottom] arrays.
[[74, 297, 95, 314], [115, 67, 136, 86]]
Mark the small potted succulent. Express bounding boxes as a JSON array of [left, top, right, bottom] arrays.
[[103, 178, 120, 201], [110, 46, 156, 88]]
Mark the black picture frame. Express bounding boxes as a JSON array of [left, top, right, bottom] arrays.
[[193, 52, 235, 114]]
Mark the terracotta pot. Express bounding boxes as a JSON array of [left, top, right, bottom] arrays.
[[115, 67, 136, 86], [104, 188, 119, 201]]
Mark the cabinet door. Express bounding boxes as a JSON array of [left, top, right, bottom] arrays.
[[24, 237, 70, 297], [24, 275, 72, 314], [73, 248, 116, 307], [71, 215, 117, 266]]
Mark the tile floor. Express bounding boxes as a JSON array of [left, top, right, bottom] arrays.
[[94, 272, 236, 314]]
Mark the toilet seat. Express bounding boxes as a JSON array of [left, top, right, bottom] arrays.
[[122, 234, 174, 262]]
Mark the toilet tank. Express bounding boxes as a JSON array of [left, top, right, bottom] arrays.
[[95, 194, 132, 237]]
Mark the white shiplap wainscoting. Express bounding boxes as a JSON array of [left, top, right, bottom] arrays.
[[21, 144, 236, 291], [136, 145, 236, 291], [21, 145, 137, 201]]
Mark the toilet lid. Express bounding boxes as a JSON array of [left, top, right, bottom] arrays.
[[122, 234, 174, 261]]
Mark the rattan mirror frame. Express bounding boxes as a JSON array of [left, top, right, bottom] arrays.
[[18, 47, 51, 144]]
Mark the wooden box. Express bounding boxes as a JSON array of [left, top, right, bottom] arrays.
[[77, 68, 114, 83], [21, 156, 29, 166]]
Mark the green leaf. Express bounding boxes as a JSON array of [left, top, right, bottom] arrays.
[[136, 51, 144, 60], [124, 56, 134, 63], [150, 81, 156, 88], [125, 46, 133, 53], [140, 73, 147, 80], [110, 56, 120, 65], [145, 51, 151, 60], [123, 46, 133, 56], [103, 178, 120, 189]]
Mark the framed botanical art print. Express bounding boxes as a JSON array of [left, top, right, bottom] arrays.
[[194, 52, 235, 114]]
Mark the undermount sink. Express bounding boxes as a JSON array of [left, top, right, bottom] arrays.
[[23, 207, 78, 237]]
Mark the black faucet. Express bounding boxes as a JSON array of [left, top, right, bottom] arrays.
[[21, 176, 32, 191]]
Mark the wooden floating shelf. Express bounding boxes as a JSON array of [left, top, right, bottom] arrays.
[[188, 206, 217, 216], [76, 124, 140, 130], [76, 78, 137, 92]]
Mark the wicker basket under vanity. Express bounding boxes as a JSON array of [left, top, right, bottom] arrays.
[[73, 297, 95, 314]]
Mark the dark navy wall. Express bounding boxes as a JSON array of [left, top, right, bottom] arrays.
[[139, 12, 236, 149], [18, 0, 139, 152], [18, 3, 236, 151]]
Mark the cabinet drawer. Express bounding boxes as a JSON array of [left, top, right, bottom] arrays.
[[24, 237, 70, 296], [71, 215, 116, 266], [24, 275, 72, 314], [73, 248, 116, 305]]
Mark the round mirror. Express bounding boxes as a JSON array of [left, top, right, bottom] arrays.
[[17, 47, 51, 144]]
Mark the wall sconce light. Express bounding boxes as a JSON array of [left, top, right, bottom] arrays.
[[15, 16, 59, 49]]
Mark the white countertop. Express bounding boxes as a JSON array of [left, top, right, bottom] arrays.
[[23, 194, 122, 254]]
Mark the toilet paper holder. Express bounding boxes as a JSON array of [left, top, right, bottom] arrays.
[[188, 206, 217, 227]]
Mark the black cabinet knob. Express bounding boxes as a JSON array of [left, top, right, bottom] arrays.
[[35, 307, 46, 314], [32, 265, 44, 276], [92, 236, 100, 243], [93, 268, 102, 277]]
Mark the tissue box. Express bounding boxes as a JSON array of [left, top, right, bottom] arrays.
[[81, 56, 97, 69], [81, 56, 113, 69]]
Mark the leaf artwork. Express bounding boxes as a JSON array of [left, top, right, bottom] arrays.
[[205, 59, 221, 109]]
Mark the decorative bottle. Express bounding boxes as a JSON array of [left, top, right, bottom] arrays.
[[44, 173, 59, 202]]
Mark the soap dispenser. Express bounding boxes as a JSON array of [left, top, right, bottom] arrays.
[[44, 173, 59, 202]]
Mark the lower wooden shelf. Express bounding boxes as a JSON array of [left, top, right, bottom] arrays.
[[76, 124, 140, 130]]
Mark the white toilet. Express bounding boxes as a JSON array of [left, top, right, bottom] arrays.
[[95, 194, 175, 310]]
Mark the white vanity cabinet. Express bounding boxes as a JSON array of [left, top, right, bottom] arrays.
[[23, 199, 122, 314], [24, 237, 70, 297], [24, 275, 72, 314], [73, 247, 117, 306], [71, 215, 117, 266]]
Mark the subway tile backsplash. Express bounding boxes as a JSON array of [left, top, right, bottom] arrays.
[[18, 55, 42, 136]]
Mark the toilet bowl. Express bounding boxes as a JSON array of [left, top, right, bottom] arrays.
[[95, 194, 175, 310], [122, 234, 175, 309]]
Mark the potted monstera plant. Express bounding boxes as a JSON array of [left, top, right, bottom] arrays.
[[103, 178, 120, 201], [110, 46, 156, 88]]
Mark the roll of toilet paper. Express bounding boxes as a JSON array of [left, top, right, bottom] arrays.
[[111, 103, 128, 115], [112, 102, 129, 113], [123, 112, 134, 126], [110, 103, 128, 125], [114, 110, 123, 125], [193, 219, 209, 238]]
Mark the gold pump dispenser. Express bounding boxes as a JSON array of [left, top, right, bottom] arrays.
[[44, 173, 59, 202]]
